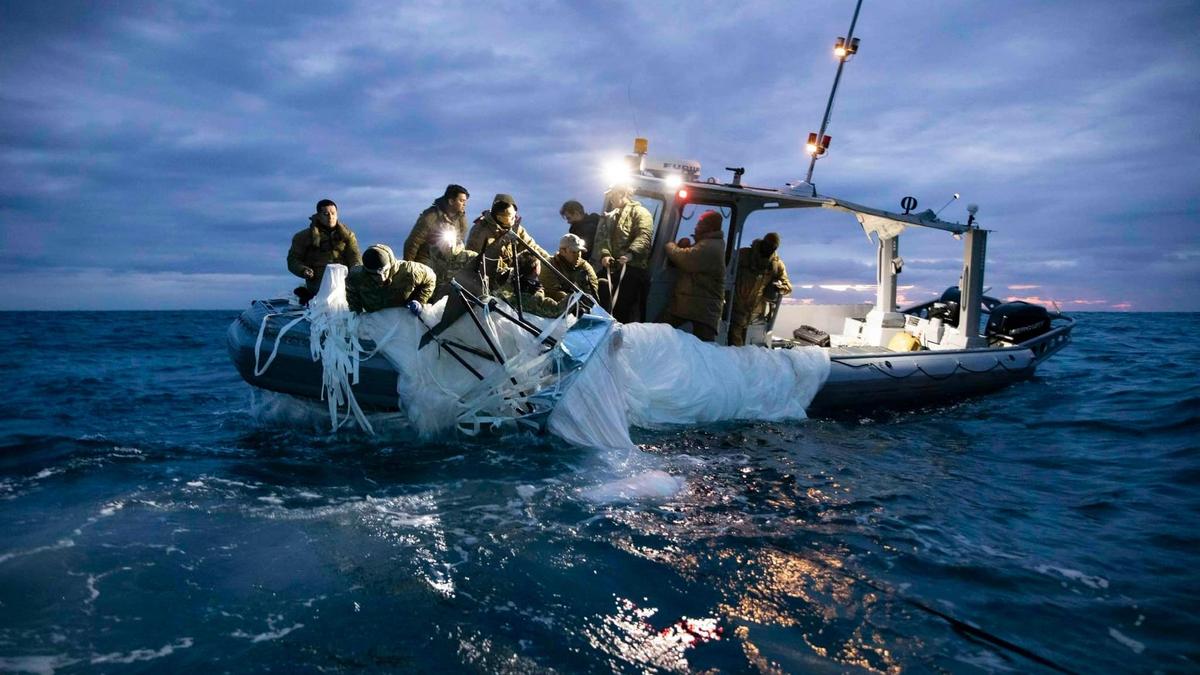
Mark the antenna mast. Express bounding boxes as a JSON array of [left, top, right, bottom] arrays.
[[804, 0, 864, 185]]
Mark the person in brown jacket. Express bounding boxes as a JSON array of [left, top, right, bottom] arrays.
[[403, 184, 469, 265], [287, 198, 362, 303], [464, 193, 549, 289], [596, 186, 653, 323], [541, 233, 599, 302], [729, 232, 792, 346], [660, 210, 726, 342]]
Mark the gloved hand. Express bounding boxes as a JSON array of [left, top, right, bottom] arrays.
[[406, 300, 422, 316]]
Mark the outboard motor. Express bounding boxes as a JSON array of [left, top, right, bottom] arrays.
[[927, 286, 961, 327], [986, 301, 1051, 345]]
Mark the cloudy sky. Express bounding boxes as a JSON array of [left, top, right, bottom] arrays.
[[1, 1, 1196, 311]]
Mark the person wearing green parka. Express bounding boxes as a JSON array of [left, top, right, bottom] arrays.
[[729, 232, 793, 347], [660, 210, 727, 342], [346, 244, 436, 314], [596, 186, 653, 323], [288, 199, 362, 301]]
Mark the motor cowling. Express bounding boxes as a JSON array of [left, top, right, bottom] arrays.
[[986, 301, 1051, 345]]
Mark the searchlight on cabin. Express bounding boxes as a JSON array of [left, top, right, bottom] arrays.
[[603, 159, 631, 187]]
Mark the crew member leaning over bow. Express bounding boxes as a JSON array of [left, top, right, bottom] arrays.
[[287, 198, 362, 304], [346, 244, 436, 314]]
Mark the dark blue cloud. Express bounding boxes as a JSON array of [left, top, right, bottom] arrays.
[[0, 0, 1197, 310]]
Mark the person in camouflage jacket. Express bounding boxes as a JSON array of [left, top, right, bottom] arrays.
[[288, 199, 362, 298], [596, 186, 653, 322], [346, 244, 436, 314], [541, 233, 599, 303], [729, 232, 792, 347], [464, 193, 548, 290], [496, 256, 566, 319]]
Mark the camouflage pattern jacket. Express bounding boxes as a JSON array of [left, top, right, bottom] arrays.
[[597, 200, 653, 270], [427, 246, 479, 303], [541, 253, 599, 302], [495, 281, 565, 319], [465, 211, 549, 287], [732, 240, 792, 321], [346, 244, 436, 313]]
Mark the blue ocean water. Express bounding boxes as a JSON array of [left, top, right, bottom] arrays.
[[0, 311, 1196, 673]]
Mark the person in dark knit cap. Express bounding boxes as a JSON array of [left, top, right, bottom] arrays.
[[660, 210, 726, 342], [729, 231, 792, 346]]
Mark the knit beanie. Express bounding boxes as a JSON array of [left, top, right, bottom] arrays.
[[762, 232, 781, 255], [362, 248, 386, 273], [696, 210, 723, 236]]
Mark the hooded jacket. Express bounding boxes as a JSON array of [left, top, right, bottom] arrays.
[[346, 244, 436, 313], [288, 217, 362, 291], [541, 253, 599, 302], [403, 197, 469, 265], [732, 240, 792, 322], [597, 200, 653, 269], [664, 228, 726, 329], [464, 210, 549, 286]]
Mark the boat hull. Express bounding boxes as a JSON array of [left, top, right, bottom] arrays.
[[228, 299, 1072, 416], [226, 299, 401, 410]]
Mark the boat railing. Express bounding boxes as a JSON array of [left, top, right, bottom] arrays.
[[1020, 314, 1075, 365]]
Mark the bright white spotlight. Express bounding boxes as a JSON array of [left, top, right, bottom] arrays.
[[439, 229, 457, 248], [603, 159, 630, 186], [663, 174, 683, 190]]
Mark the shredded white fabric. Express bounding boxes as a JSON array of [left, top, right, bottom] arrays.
[[265, 278, 832, 448], [547, 323, 830, 450], [305, 265, 373, 433]]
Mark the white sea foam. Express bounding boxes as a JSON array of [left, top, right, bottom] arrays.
[[1108, 627, 1145, 654], [90, 638, 194, 664], [0, 654, 81, 674], [580, 470, 686, 504], [1035, 564, 1109, 590], [0, 539, 75, 565]]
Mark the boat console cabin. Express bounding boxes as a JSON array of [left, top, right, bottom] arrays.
[[609, 139, 1064, 358]]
